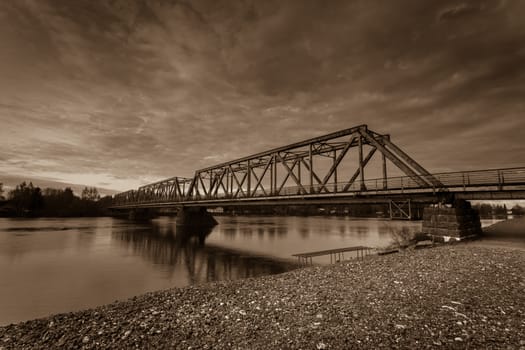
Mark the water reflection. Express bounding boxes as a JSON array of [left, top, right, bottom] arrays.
[[0, 216, 422, 325], [112, 221, 297, 285]]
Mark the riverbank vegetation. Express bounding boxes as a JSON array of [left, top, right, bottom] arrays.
[[0, 182, 112, 217]]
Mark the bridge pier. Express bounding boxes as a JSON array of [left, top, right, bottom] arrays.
[[176, 207, 218, 228], [128, 208, 157, 220], [422, 200, 482, 242]]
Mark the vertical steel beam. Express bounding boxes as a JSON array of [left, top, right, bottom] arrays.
[[333, 149, 338, 193], [247, 160, 251, 197], [359, 129, 429, 188], [209, 171, 212, 194], [225, 169, 229, 196], [382, 153, 388, 190], [381, 136, 443, 187], [309, 144, 313, 193], [270, 157, 274, 195], [273, 153, 278, 195], [228, 166, 235, 198], [298, 160, 301, 187], [342, 148, 376, 192], [358, 135, 366, 191], [276, 155, 307, 194], [252, 157, 272, 196], [300, 158, 326, 193]]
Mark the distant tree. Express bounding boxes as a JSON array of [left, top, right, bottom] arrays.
[[0, 182, 4, 200], [81, 187, 100, 201], [64, 187, 75, 203], [9, 181, 44, 216]]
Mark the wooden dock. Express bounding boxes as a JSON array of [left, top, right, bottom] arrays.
[[292, 246, 373, 265]]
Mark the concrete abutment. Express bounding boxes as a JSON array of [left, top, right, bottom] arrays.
[[422, 200, 482, 242]]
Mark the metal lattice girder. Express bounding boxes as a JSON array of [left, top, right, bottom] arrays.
[[113, 125, 449, 207], [113, 176, 193, 205], [182, 124, 443, 201]]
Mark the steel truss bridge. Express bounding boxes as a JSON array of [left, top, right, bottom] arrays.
[[111, 125, 525, 216]]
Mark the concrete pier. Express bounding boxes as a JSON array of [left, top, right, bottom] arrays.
[[422, 200, 482, 242], [127, 208, 157, 220], [176, 207, 218, 228]]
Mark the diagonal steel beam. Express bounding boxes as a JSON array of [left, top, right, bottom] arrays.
[[233, 172, 247, 198], [359, 129, 429, 188], [250, 168, 267, 196], [174, 178, 183, 198], [380, 137, 444, 187], [320, 136, 356, 187], [343, 147, 377, 191], [252, 158, 273, 196], [199, 124, 368, 172], [300, 158, 328, 193], [277, 154, 307, 194], [213, 169, 227, 197], [218, 170, 229, 196], [186, 176, 198, 198], [198, 173, 209, 197], [276, 158, 297, 194], [229, 165, 247, 198]]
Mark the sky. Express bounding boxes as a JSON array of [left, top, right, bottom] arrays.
[[1, 0, 524, 192]]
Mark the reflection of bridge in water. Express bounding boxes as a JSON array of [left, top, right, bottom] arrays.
[[111, 125, 525, 221], [112, 222, 298, 285]]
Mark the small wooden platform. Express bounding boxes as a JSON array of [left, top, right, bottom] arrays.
[[292, 246, 373, 265]]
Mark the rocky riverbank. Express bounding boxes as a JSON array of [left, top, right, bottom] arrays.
[[1, 245, 524, 349]]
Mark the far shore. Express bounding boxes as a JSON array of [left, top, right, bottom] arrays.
[[1, 218, 523, 349]]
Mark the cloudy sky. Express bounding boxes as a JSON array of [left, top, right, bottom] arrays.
[[1, 0, 524, 192]]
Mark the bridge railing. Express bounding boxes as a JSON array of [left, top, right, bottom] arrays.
[[433, 167, 525, 190], [192, 167, 525, 199], [111, 167, 525, 206]]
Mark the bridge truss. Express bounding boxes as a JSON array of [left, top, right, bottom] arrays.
[[186, 125, 443, 198], [113, 125, 452, 207], [112, 125, 525, 209]]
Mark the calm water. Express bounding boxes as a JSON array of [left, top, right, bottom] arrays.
[[0, 216, 437, 325]]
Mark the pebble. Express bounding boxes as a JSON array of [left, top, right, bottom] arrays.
[[0, 246, 523, 349], [316, 342, 327, 349]]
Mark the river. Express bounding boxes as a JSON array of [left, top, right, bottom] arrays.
[[0, 216, 497, 325]]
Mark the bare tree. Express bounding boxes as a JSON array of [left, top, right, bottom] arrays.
[[81, 187, 100, 201]]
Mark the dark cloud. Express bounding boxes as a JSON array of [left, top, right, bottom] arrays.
[[0, 0, 524, 190]]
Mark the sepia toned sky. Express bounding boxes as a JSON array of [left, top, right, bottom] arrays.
[[1, 0, 524, 192]]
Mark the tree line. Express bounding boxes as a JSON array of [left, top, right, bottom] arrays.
[[0, 182, 112, 217], [472, 203, 524, 218]]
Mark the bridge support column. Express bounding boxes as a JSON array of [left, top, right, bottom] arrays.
[[176, 207, 218, 228], [109, 208, 155, 220], [422, 200, 481, 242], [127, 208, 157, 220]]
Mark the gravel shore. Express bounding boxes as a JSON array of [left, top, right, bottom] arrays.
[[1, 244, 524, 349]]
